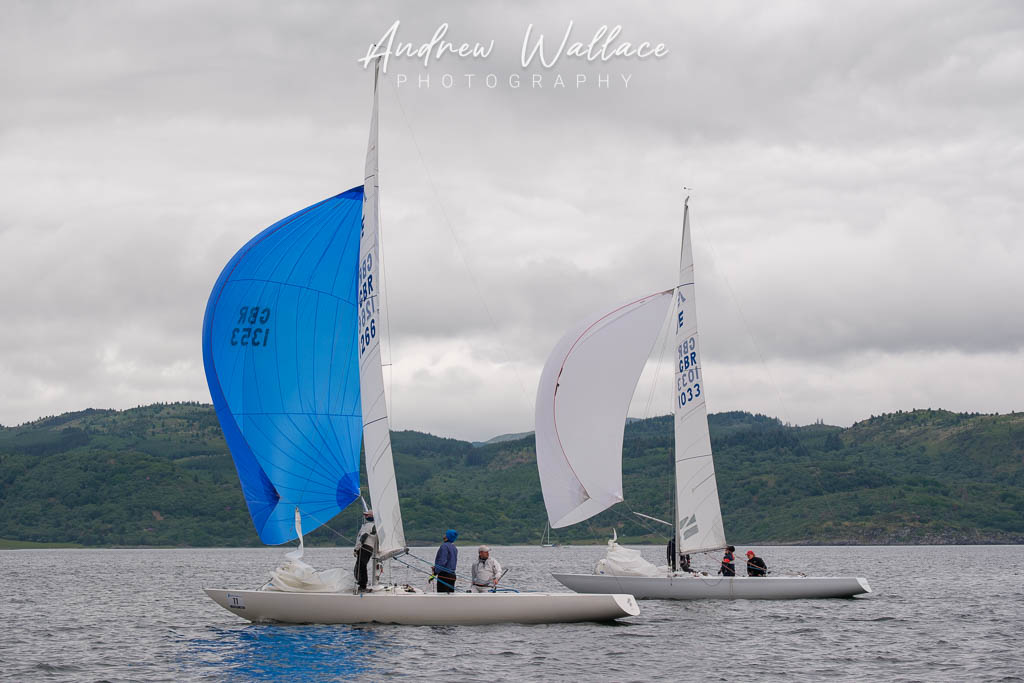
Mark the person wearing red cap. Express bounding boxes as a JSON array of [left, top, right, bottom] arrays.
[[746, 549, 767, 577]]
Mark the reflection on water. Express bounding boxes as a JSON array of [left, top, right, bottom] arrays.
[[186, 624, 386, 680]]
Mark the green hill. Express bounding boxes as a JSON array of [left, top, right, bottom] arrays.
[[0, 403, 1021, 547]]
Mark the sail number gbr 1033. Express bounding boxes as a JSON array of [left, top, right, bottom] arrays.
[[676, 335, 701, 408], [230, 306, 271, 347]]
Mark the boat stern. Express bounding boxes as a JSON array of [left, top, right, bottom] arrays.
[[613, 593, 641, 616]]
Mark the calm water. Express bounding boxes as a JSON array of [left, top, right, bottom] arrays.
[[2, 545, 1022, 682]]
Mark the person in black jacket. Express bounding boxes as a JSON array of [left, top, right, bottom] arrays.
[[719, 545, 736, 576], [746, 550, 767, 577], [353, 510, 377, 592], [666, 538, 693, 572]]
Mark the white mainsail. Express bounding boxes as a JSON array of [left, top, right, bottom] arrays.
[[535, 290, 673, 528], [358, 57, 406, 559], [672, 200, 726, 554]]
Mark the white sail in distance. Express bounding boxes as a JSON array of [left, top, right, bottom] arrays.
[[673, 200, 727, 555], [358, 57, 406, 559], [535, 290, 673, 528]]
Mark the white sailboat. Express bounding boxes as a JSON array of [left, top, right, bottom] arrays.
[[201, 60, 639, 625], [534, 200, 871, 600], [540, 522, 558, 547]]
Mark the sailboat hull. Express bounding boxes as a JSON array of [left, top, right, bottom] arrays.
[[204, 588, 640, 625], [552, 573, 871, 600]]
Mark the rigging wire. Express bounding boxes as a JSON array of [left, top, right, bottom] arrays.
[[618, 501, 669, 539], [638, 303, 676, 420], [302, 511, 356, 546], [377, 182, 396, 423], [700, 232, 792, 426], [381, 72, 533, 422]]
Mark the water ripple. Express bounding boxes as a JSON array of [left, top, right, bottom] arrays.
[[2, 545, 1023, 681]]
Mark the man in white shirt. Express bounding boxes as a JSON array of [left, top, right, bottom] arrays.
[[470, 545, 503, 592]]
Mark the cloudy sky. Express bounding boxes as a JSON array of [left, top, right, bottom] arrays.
[[2, 1, 1022, 440]]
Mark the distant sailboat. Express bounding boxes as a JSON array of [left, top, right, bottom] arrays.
[[540, 522, 557, 547], [534, 200, 871, 600], [200, 58, 639, 625]]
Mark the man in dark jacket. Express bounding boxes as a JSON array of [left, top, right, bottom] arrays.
[[666, 537, 692, 573], [353, 510, 377, 592], [746, 550, 767, 577], [719, 545, 736, 576], [433, 529, 458, 593]]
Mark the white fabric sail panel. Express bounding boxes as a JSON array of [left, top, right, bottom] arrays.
[[673, 202, 727, 554], [358, 58, 407, 559], [536, 290, 672, 528], [594, 539, 664, 578], [268, 559, 351, 593]]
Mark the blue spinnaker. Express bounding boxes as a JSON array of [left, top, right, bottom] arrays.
[[202, 187, 364, 545]]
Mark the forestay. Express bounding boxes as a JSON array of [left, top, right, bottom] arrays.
[[357, 57, 407, 559], [535, 290, 672, 528], [202, 187, 365, 545], [672, 200, 726, 554]]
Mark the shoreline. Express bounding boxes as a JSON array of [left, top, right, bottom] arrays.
[[4, 539, 1022, 550]]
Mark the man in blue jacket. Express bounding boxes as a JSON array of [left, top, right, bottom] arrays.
[[433, 529, 458, 593]]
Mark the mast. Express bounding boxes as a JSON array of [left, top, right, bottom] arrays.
[[359, 55, 408, 562], [672, 195, 728, 556], [672, 197, 688, 572]]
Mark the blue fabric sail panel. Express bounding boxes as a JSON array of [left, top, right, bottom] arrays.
[[202, 187, 365, 545]]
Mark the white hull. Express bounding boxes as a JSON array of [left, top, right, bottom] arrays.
[[552, 573, 871, 600], [204, 587, 639, 625]]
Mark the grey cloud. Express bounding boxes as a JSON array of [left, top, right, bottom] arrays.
[[1, 1, 1022, 438]]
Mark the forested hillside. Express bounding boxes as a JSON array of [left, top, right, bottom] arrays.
[[0, 403, 1021, 547]]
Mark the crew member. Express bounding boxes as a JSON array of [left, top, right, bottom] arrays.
[[433, 529, 459, 593], [470, 545, 503, 592], [719, 545, 736, 577], [353, 510, 377, 592], [746, 550, 767, 577], [666, 537, 692, 573]]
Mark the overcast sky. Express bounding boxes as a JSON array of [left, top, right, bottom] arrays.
[[2, 1, 1022, 440]]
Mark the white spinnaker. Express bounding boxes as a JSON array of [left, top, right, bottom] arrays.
[[536, 290, 672, 528], [358, 57, 406, 559], [673, 201, 726, 555]]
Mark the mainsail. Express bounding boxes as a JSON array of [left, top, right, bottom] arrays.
[[202, 188, 365, 545], [357, 57, 407, 559], [535, 290, 673, 528], [672, 200, 726, 554]]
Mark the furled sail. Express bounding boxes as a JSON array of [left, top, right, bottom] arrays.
[[357, 57, 407, 559], [535, 290, 672, 528], [202, 187, 365, 545], [673, 200, 727, 554]]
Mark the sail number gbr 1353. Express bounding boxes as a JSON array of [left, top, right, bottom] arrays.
[[676, 335, 701, 408], [230, 306, 271, 347]]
